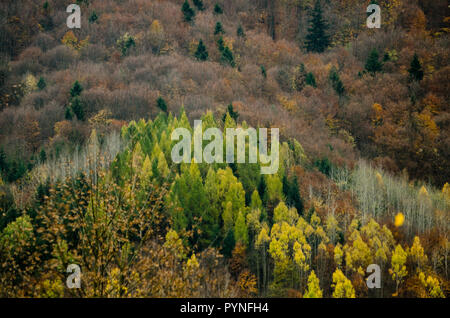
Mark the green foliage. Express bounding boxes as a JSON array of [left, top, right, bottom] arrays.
[[89, 11, 98, 24], [306, 72, 316, 87], [237, 25, 245, 37], [156, 96, 168, 113], [408, 53, 424, 81], [365, 49, 383, 75], [70, 81, 83, 98], [194, 39, 208, 61], [329, 67, 344, 96], [214, 22, 224, 35], [315, 157, 331, 176], [182, 0, 195, 22], [261, 65, 267, 78], [37, 77, 46, 90], [117, 33, 136, 56], [222, 103, 239, 123], [221, 46, 235, 67], [305, 0, 330, 53], [193, 0, 204, 11], [213, 3, 223, 15], [71, 97, 85, 121]]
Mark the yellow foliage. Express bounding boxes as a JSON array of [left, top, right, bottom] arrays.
[[394, 212, 405, 227], [62, 31, 89, 51]]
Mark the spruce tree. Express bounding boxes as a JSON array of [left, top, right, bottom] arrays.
[[237, 24, 245, 37], [305, 0, 330, 53], [408, 53, 424, 81], [156, 96, 168, 113], [221, 46, 235, 67], [214, 22, 224, 35], [70, 80, 83, 98], [306, 72, 317, 87], [193, 0, 204, 11], [181, 0, 195, 22], [329, 67, 344, 96], [365, 48, 383, 75], [194, 39, 208, 61], [213, 3, 223, 15], [37, 77, 46, 90], [217, 36, 225, 52], [261, 65, 267, 78], [89, 11, 98, 23], [222, 103, 239, 122], [71, 97, 85, 121], [65, 107, 73, 120]]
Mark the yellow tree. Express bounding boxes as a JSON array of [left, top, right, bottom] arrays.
[[331, 269, 355, 298], [303, 270, 322, 298], [390, 244, 408, 296]]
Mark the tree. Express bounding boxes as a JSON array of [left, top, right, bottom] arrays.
[[305, 0, 330, 53], [156, 96, 168, 113], [116, 33, 136, 56], [214, 22, 224, 35], [194, 40, 208, 61], [408, 53, 424, 81], [261, 66, 267, 78], [37, 77, 46, 91], [365, 49, 383, 75], [193, 0, 204, 11], [222, 104, 239, 123], [304, 270, 322, 298], [221, 46, 235, 67], [182, 1, 195, 22], [71, 97, 85, 121], [213, 4, 223, 15], [306, 72, 316, 87], [390, 244, 408, 296], [89, 11, 98, 23], [332, 269, 355, 298], [237, 25, 245, 37], [70, 81, 83, 98], [328, 67, 344, 96]]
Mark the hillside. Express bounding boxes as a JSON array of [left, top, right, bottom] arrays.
[[0, 0, 449, 298]]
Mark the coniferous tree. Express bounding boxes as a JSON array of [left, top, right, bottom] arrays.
[[221, 46, 235, 67], [214, 22, 224, 35], [70, 80, 83, 98], [194, 39, 208, 61], [193, 0, 204, 11], [329, 67, 344, 96], [237, 25, 245, 37], [408, 53, 424, 81], [71, 97, 85, 121], [217, 36, 225, 52], [156, 96, 168, 113], [37, 77, 46, 90], [181, 0, 195, 22], [365, 49, 383, 75], [222, 103, 239, 122], [213, 3, 223, 15], [306, 72, 316, 87], [65, 107, 73, 120], [89, 11, 98, 23], [305, 0, 330, 53]]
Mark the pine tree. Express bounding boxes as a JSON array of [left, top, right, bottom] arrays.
[[408, 53, 424, 81], [237, 25, 245, 37], [306, 72, 316, 87], [193, 0, 204, 11], [289, 176, 303, 215], [214, 22, 224, 35], [89, 11, 98, 23], [213, 3, 223, 15], [221, 46, 235, 67], [181, 0, 195, 22], [65, 107, 73, 120], [305, 0, 330, 53], [156, 96, 168, 113], [70, 80, 83, 98], [329, 67, 344, 96], [222, 104, 239, 122], [365, 48, 383, 75], [71, 97, 85, 121], [37, 77, 46, 90], [194, 39, 208, 61], [217, 36, 225, 52]]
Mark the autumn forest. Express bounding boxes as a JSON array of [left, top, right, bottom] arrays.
[[0, 0, 448, 298]]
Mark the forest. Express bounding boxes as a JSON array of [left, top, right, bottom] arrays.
[[0, 0, 448, 298]]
